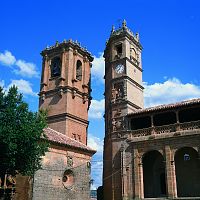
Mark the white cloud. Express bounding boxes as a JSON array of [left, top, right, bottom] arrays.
[[89, 78, 200, 119], [88, 134, 103, 153], [88, 134, 104, 189], [144, 78, 200, 107], [89, 99, 104, 119], [92, 52, 105, 83], [0, 50, 39, 78], [15, 60, 39, 78], [0, 50, 16, 66], [7, 79, 37, 96]]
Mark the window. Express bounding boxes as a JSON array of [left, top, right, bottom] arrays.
[[77, 134, 81, 142], [184, 153, 190, 161], [115, 44, 122, 58], [116, 44, 122, 55], [62, 170, 74, 189], [76, 60, 82, 81], [51, 57, 61, 77]]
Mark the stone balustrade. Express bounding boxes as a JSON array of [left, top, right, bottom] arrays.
[[129, 120, 200, 138]]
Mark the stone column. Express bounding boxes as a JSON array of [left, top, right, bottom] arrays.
[[83, 56, 87, 86], [175, 111, 180, 131], [41, 55, 49, 92], [121, 146, 125, 199], [73, 49, 77, 81], [165, 146, 177, 198], [133, 149, 144, 199], [60, 48, 66, 85], [151, 115, 155, 134]]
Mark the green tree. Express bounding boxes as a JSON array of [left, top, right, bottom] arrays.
[[0, 85, 49, 178]]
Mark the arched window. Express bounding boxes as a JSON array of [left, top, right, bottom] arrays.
[[51, 57, 61, 77], [76, 60, 82, 81], [130, 47, 136, 60]]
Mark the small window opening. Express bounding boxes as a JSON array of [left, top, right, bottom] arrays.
[[116, 44, 122, 55], [51, 57, 61, 77], [72, 133, 76, 140], [77, 134, 81, 142], [76, 60, 82, 81]]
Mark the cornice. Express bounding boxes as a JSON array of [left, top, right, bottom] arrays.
[[110, 76, 144, 90], [105, 99, 142, 110], [47, 112, 89, 125], [41, 40, 94, 62], [39, 85, 90, 98]]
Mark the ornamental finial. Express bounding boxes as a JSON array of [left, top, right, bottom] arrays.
[[122, 19, 127, 28], [111, 25, 115, 34], [55, 41, 59, 47]]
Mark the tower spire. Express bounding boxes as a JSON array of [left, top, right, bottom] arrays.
[[111, 25, 115, 34], [122, 19, 127, 28]]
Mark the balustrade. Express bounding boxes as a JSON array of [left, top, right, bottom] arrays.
[[129, 120, 200, 138]]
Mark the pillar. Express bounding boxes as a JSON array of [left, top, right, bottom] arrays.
[[165, 146, 177, 198], [73, 49, 77, 81], [133, 149, 144, 199], [175, 111, 180, 131], [83, 56, 87, 87], [151, 115, 155, 134], [41, 55, 48, 92], [60, 48, 66, 85]]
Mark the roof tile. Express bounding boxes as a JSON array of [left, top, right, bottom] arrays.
[[128, 98, 200, 116], [44, 127, 96, 154]]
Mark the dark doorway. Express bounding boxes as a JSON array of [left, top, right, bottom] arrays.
[[143, 150, 167, 198], [160, 172, 166, 195], [175, 147, 200, 197]]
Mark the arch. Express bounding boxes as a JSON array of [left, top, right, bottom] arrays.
[[130, 47, 137, 59], [175, 147, 200, 197], [51, 57, 61, 77], [76, 60, 82, 81], [143, 150, 167, 198]]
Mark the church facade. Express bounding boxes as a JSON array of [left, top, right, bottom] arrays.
[[103, 21, 200, 200], [32, 40, 96, 200]]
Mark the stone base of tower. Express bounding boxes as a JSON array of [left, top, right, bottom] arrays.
[[32, 128, 95, 200]]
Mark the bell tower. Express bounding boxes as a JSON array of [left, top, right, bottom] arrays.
[[103, 20, 144, 200], [104, 20, 144, 135], [39, 40, 93, 145]]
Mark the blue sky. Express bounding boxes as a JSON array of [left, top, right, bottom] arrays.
[[1, 0, 200, 189]]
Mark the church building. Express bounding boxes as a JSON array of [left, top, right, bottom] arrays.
[[32, 40, 96, 200], [103, 20, 200, 200]]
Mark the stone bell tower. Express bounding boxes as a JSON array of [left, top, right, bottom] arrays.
[[103, 20, 144, 200], [39, 40, 93, 145], [104, 19, 144, 135]]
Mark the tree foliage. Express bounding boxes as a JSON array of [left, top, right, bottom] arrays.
[[0, 86, 49, 177]]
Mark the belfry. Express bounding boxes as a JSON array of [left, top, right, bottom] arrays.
[[32, 40, 96, 200]]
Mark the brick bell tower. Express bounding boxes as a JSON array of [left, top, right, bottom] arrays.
[[103, 20, 144, 200], [39, 40, 93, 145]]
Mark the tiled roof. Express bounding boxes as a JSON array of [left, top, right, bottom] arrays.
[[44, 127, 96, 154], [128, 98, 200, 116]]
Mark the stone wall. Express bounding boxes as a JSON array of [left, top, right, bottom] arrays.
[[32, 144, 92, 200]]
